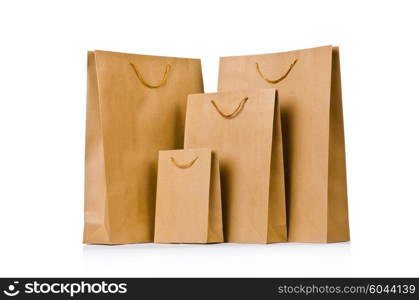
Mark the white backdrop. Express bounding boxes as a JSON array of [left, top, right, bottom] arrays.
[[0, 0, 418, 277]]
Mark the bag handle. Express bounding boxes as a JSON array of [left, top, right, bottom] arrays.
[[255, 59, 298, 84], [129, 62, 171, 88], [211, 97, 249, 119], [170, 156, 199, 169]]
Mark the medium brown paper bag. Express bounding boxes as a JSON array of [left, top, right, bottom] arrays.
[[154, 148, 223, 243], [218, 45, 350, 243], [84, 50, 204, 244], [184, 89, 286, 243]]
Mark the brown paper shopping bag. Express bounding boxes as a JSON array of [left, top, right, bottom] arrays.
[[84, 50, 203, 244], [154, 148, 223, 243], [218, 45, 350, 243], [184, 89, 286, 243]]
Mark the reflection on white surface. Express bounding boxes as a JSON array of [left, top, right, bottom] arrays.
[[82, 243, 352, 277]]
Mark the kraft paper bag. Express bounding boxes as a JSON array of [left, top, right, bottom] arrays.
[[184, 89, 286, 243], [218, 45, 350, 243], [84, 50, 204, 244], [154, 148, 223, 243]]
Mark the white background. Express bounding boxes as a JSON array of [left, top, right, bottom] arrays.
[[0, 0, 418, 277]]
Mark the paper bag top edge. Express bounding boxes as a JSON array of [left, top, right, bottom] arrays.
[[90, 49, 202, 61], [218, 45, 334, 60], [187, 88, 276, 99], [158, 148, 213, 155]]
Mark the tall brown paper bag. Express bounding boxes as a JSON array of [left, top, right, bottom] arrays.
[[218, 45, 350, 243], [84, 50, 204, 244], [154, 148, 223, 243], [184, 89, 286, 243]]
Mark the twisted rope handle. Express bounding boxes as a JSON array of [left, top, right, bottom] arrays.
[[210, 97, 249, 119], [129, 62, 171, 88], [255, 59, 298, 84], [170, 156, 199, 169]]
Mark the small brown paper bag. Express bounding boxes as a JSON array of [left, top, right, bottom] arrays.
[[84, 50, 204, 244], [218, 45, 350, 242], [184, 89, 286, 243], [154, 148, 223, 243]]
